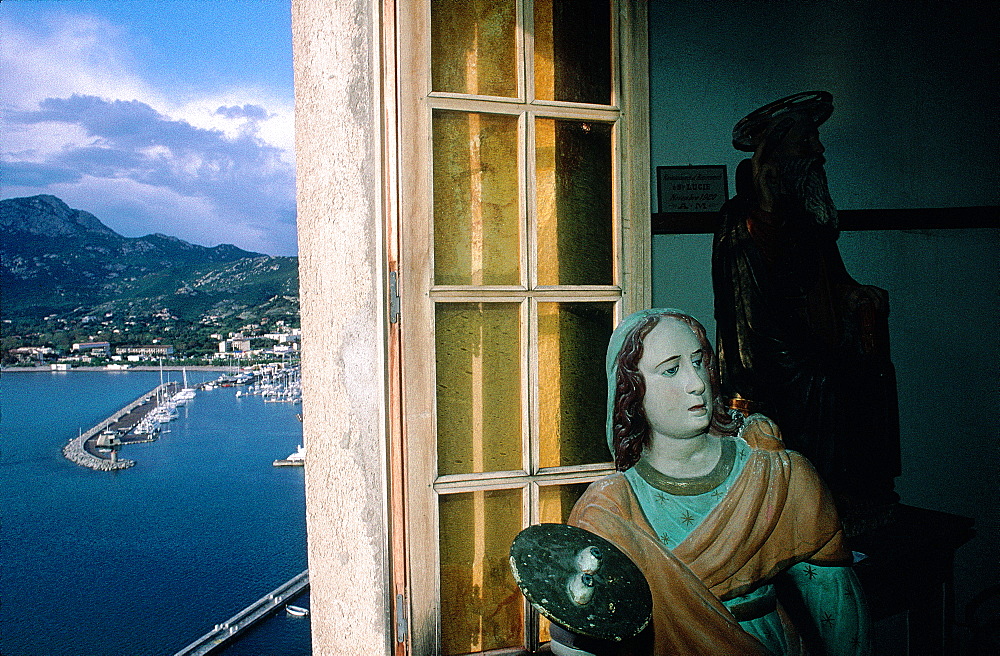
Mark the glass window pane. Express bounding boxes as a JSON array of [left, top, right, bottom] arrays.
[[537, 482, 591, 524], [537, 482, 593, 644], [439, 488, 525, 655], [434, 110, 521, 286], [534, 0, 611, 104], [432, 0, 518, 97], [437, 303, 522, 475], [536, 118, 613, 286], [538, 302, 614, 468]]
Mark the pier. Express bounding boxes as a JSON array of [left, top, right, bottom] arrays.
[[61, 382, 178, 471], [172, 570, 310, 656]]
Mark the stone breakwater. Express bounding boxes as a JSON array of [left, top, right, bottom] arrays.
[[62, 383, 175, 471], [62, 434, 135, 470]]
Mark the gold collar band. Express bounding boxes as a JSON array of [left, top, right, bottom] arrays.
[[634, 438, 736, 496]]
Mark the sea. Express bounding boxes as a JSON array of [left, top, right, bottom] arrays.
[[0, 370, 310, 656]]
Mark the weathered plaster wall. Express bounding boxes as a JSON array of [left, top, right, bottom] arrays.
[[648, 0, 999, 643], [292, 0, 390, 653]]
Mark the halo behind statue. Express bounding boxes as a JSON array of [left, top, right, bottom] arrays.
[[509, 523, 652, 642], [732, 90, 833, 152]]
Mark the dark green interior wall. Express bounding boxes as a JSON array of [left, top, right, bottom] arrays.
[[646, 0, 998, 211], [646, 0, 999, 631]]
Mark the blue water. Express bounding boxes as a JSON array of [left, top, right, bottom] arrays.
[[0, 370, 310, 656]]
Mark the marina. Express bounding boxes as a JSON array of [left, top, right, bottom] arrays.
[[172, 570, 309, 656], [61, 381, 179, 470], [2, 370, 309, 655], [60, 365, 302, 471]]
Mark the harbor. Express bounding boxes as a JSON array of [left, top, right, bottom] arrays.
[[172, 570, 309, 656], [4, 370, 309, 655], [60, 364, 302, 472], [61, 381, 180, 471]]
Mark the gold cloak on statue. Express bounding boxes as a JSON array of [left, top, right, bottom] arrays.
[[569, 428, 849, 656]]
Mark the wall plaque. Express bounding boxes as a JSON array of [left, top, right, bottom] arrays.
[[657, 165, 728, 213]]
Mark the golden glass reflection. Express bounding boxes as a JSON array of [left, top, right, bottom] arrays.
[[536, 118, 613, 286], [434, 110, 520, 286], [538, 302, 614, 468], [537, 482, 593, 644], [533, 0, 611, 104], [439, 488, 525, 655], [437, 303, 522, 476], [538, 482, 592, 524], [432, 0, 518, 98]]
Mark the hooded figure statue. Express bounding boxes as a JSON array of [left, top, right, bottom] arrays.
[[713, 92, 901, 534]]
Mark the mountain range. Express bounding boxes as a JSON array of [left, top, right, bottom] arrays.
[[1, 195, 299, 329]]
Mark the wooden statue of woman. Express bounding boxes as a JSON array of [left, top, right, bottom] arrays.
[[561, 309, 870, 655]]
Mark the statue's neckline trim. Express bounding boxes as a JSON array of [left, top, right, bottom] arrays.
[[634, 438, 736, 496]]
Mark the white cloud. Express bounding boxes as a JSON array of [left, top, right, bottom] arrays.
[[2, 120, 95, 160], [1, 14, 158, 112], [173, 92, 296, 164], [0, 10, 297, 255]]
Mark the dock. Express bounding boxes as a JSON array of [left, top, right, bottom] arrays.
[[61, 382, 178, 471], [172, 570, 310, 656]]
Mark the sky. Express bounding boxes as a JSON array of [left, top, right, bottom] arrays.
[[0, 0, 298, 256]]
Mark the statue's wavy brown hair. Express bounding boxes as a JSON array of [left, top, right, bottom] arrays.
[[611, 312, 740, 471]]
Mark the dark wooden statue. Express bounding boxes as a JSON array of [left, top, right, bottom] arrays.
[[712, 91, 900, 535]]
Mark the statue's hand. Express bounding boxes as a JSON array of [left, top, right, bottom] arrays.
[[740, 414, 785, 451], [841, 285, 890, 356]]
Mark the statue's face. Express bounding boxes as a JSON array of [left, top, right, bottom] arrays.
[[773, 117, 824, 160], [637, 318, 713, 440], [764, 117, 838, 226]]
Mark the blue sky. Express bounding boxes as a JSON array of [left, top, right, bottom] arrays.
[[1, 0, 297, 256]]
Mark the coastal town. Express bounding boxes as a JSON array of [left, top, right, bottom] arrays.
[[3, 319, 300, 370]]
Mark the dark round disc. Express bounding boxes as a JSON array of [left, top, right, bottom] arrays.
[[509, 523, 652, 642]]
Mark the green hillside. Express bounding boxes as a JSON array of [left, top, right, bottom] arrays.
[[1, 195, 299, 356]]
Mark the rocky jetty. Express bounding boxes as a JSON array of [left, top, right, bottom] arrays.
[[62, 432, 135, 471], [61, 383, 174, 471]]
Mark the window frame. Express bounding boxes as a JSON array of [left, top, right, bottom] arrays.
[[391, 1, 649, 653]]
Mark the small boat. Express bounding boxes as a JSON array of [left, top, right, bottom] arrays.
[[286, 604, 309, 617], [273, 444, 305, 467]]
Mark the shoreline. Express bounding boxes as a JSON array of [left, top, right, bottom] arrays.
[[2, 365, 238, 373]]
